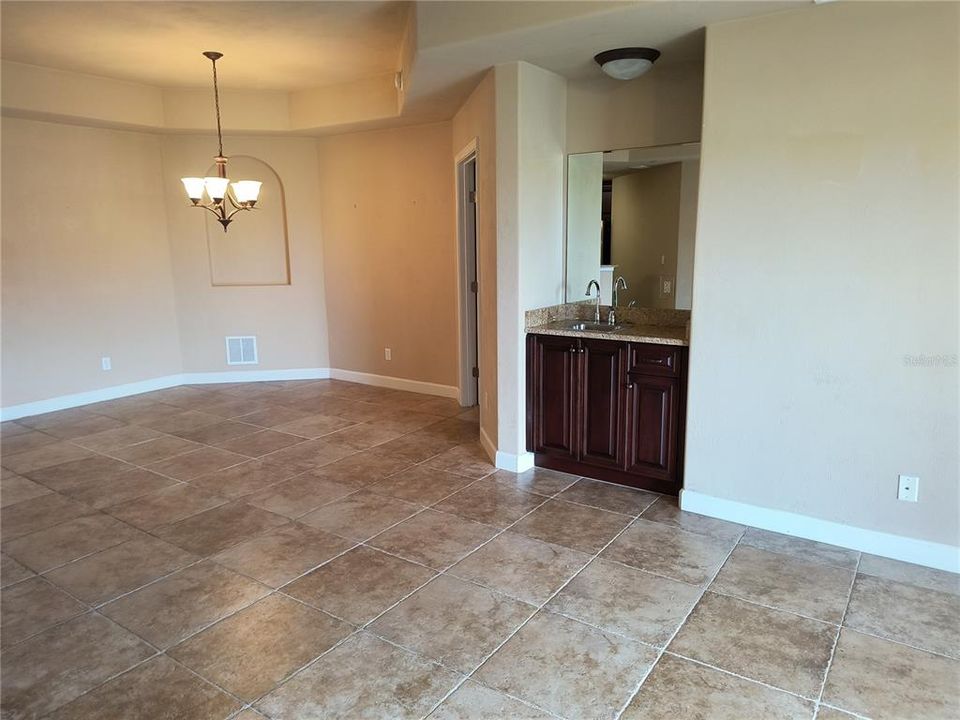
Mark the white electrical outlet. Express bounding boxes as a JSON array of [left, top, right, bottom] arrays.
[[897, 475, 919, 502], [101, 356, 112, 371], [384, 348, 392, 361]]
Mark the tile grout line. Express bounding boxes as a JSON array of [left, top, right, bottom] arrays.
[[813, 552, 862, 718]]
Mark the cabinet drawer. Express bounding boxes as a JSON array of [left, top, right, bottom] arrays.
[[627, 344, 681, 377]]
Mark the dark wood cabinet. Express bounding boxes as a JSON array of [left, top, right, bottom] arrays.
[[527, 333, 687, 495]]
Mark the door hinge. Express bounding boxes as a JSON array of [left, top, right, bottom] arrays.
[[469, 280, 478, 293], [472, 366, 479, 378], [468, 190, 477, 203]]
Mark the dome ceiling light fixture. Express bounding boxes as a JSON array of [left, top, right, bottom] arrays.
[[181, 51, 262, 232], [594, 47, 661, 80]]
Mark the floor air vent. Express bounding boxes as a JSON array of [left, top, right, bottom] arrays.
[[225, 336, 258, 365]]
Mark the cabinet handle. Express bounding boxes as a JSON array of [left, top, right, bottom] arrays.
[[568, 346, 577, 354], [624, 382, 635, 389], [638, 356, 667, 365]]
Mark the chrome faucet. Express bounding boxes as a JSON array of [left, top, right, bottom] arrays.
[[609, 276, 628, 325], [585, 280, 601, 323]]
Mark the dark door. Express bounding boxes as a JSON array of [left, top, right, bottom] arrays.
[[624, 372, 679, 482], [528, 334, 578, 459], [577, 338, 625, 469]]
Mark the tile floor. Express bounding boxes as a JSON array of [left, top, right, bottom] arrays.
[[1, 379, 958, 719]]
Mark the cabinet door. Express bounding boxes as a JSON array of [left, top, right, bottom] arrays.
[[624, 372, 679, 482], [528, 335, 578, 459], [577, 338, 625, 469]]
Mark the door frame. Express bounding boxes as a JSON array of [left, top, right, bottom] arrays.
[[455, 139, 480, 408]]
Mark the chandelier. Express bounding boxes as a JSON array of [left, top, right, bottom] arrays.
[[181, 51, 261, 232]]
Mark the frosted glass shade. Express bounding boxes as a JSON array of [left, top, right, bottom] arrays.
[[181, 177, 205, 200], [204, 176, 230, 201], [600, 58, 653, 80], [231, 180, 262, 204]]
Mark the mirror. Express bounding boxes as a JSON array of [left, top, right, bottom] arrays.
[[565, 143, 699, 310]]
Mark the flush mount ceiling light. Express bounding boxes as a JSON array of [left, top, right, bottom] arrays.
[[181, 51, 261, 232], [594, 47, 661, 80]]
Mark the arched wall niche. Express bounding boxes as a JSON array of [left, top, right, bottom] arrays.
[[205, 155, 290, 286]]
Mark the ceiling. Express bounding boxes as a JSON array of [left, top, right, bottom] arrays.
[[1, 1, 807, 128], [0, 1, 410, 91]]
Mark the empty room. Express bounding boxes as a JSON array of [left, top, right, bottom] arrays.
[[0, 1, 957, 718]]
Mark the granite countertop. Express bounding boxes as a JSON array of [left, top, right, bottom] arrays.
[[527, 319, 689, 346]]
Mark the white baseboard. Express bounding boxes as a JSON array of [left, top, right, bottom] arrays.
[[494, 449, 535, 473], [1, 366, 462, 421], [680, 489, 960, 574], [329, 368, 459, 399]]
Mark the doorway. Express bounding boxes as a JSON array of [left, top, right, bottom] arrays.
[[456, 147, 479, 408]]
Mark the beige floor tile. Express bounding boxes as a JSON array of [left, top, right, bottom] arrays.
[[0, 613, 153, 719], [1, 441, 94, 475], [450, 531, 591, 605], [215, 429, 306, 457], [244, 472, 355, 518], [147, 446, 248, 480], [1, 473, 52, 507], [169, 419, 261, 445], [213, 522, 353, 587], [412, 397, 466, 417], [307, 447, 415, 486], [670, 592, 837, 697], [740, 528, 860, 571], [639, 497, 746, 541], [70, 424, 164, 453], [548, 558, 701, 646], [299, 490, 420, 541], [170, 594, 351, 701], [368, 464, 474, 506], [434, 481, 547, 528], [621, 653, 814, 720], [431, 681, 554, 720], [38, 414, 127, 441], [418, 417, 480, 445], [1, 553, 35, 587], [153, 501, 288, 556], [3, 513, 140, 572], [190, 458, 299, 499], [15, 408, 98, 431], [256, 632, 459, 720], [823, 628, 960, 720], [24, 455, 134, 492], [111, 435, 200, 465], [262, 438, 357, 473], [101, 561, 269, 648], [368, 509, 498, 570], [0, 493, 95, 540], [45, 535, 198, 605], [49, 656, 240, 719], [1, 429, 59, 456], [374, 431, 459, 463], [512, 499, 633, 554], [1, 577, 87, 647], [284, 545, 434, 624], [1, 421, 32, 436], [323, 423, 405, 450], [59, 467, 178, 509], [815, 707, 859, 719], [272, 413, 356, 439], [201, 396, 276, 419], [711, 545, 854, 623], [425, 442, 496, 479], [601, 519, 734, 585], [558, 478, 659, 516], [475, 610, 658, 720], [104, 483, 227, 530], [486, 467, 580, 496], [235, 405, 315, 428], [845, 573, 960, 658], [858, 553, 960, 596], [140, 410, 223, 434], [371, 575, 535, 673]]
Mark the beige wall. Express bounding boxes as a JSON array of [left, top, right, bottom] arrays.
[[316, 122, 458, 387], [453, 71, 498, 443], [161, 134, 331, 374], [1, 118, 182, 406], [566, 61, 703, 154], [611, 163, 682, 309], [675, 159, 699, 310], [687, 2, 959, 548], [496, 62, 567, 459]]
